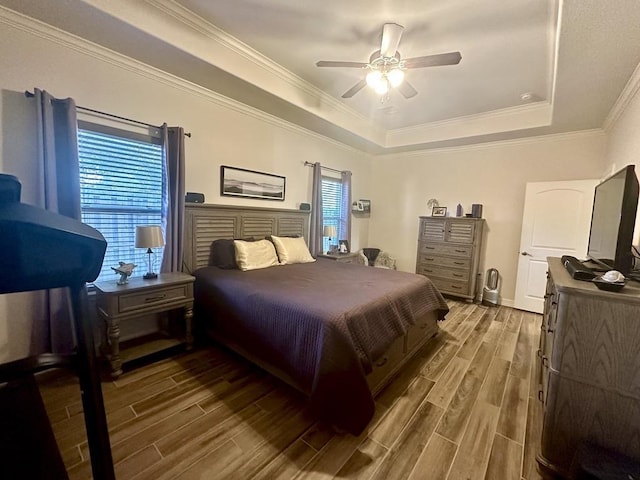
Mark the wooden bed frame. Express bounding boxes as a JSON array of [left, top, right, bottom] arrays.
[[183, 203, 440, 396]]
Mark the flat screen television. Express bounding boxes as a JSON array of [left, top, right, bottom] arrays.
[[586, 165, 639, 275]]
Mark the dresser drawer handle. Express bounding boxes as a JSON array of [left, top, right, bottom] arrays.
[[425, 257, 434, 261], [375, 356, 388, 368], [542, 357, 549, 367], [450, 285, 462, 290], [538, 390, 544, 402], [453, 273, 464, 278], [145, 294, 167, 303], [454, 249, 466, 253], [425, 246, 435, 250], [537, 349, 543, 358], [453, 261, 465, 265]]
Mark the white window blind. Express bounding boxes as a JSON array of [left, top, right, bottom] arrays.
[[322, 176, 343, 253], [78, 123, 164, 283]]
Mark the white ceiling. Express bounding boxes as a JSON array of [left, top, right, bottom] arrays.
[[2, 0, 640, 153], [178, 0, 553, 130]]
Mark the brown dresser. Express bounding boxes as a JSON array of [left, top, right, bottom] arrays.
[[415, 216, 484, 300], [537, 258, 640, 478]]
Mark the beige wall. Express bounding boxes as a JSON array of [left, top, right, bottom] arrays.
[[605, 85, 640, 174], [0, 23, 371, 362], [368, 132, 608, 305], [603, 79, 640, 242]]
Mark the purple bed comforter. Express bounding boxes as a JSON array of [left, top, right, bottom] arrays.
[[194, 258, 448, 433]]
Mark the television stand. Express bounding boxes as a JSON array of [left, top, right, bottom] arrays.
[[537, 258, 640, 478]]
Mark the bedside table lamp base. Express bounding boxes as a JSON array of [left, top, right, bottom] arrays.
[[143, 248, 158, 279], [135, 225, 164, 280]]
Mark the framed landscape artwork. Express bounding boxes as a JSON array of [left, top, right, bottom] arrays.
[[220, 166, 286, 201]]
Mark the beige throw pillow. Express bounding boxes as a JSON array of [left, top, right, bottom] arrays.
[[234, 239, 280, 271], [270, 235, 315, 265]]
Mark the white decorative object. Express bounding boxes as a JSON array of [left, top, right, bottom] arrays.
[[111, 262, 136, 285], [602, 270, 625, 282]]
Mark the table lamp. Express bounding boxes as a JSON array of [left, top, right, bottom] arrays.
[[135, 225, 164, 279], [323, 225, 338, 253]]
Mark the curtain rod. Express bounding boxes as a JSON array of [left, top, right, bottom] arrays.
[[303, 161, 344, 174], [24, 90, 192, 137]]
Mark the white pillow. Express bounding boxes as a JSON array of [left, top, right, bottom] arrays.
[[234, 239, 280, 271], [270, 235, 315, 265]]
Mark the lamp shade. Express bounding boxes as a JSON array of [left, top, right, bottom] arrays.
[[323, 225, 337, 237], [135, 225, 164, 248]]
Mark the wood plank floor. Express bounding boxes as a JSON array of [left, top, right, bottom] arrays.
[[37, 301, 545, 480]]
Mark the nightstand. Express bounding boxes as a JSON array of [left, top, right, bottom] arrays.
[[94, 272, 195, 378], [317, 252, 360, 264]]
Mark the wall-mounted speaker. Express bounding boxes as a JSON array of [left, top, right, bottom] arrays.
[[299, 203, 311, 211], [185, 192, 205, 203]]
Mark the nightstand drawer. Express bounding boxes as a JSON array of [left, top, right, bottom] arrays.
[[119, 284, 189, 313]]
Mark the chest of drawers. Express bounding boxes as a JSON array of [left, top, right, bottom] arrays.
[[415, 216, 484, 300], [536, 258, 640, 478]]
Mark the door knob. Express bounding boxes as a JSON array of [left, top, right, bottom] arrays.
[[521, 251, 532, 256]]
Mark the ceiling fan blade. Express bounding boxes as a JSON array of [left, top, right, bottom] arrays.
[[397, 80, 418, 99], [342, 79, 367, 98], [380, 23, 404, 58], [316, 61, 368, 68], [403, 51, 462, 69]]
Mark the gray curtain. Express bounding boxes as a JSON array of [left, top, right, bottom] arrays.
[[340, 170, 352, 244], [160, 125, 186, 273], [33, 88, 81, 353], [309, 162, 323, 255]]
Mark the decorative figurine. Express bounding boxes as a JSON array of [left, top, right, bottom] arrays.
[[111, 262, 136, 285]]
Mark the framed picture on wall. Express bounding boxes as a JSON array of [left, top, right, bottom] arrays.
[[220, 165, 286, 201], [432, 206, 447, 217], [338, 239, 350, 253]]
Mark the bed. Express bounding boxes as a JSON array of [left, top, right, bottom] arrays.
[[184, 204, 448, 433]]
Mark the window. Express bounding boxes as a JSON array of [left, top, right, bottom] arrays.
[[78, 122, 164, 283], [321, 176, 347, 253]]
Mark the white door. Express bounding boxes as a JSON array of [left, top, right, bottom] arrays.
[[514, 180, 598, 313]]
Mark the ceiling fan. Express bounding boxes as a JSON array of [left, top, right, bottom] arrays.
[[316, 23, 461, 99]]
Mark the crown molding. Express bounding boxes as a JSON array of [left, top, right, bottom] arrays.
[[377, 128, 605, 158], [388, 101, 552, 136], [0, 5, 364, 156], [603, 61, 640, 133], [145, 0, 376, 130], [386, 101, 553, 148]]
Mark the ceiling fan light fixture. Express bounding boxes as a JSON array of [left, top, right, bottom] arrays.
[[366, 70, 383, 88], [374, 77, 389, 95], [387, 68, 405, 87]]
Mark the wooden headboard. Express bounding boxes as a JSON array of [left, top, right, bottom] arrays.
[[183, 203, 310, 273]]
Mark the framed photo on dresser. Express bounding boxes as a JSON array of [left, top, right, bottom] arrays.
[[432, 206, 447, 217]]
